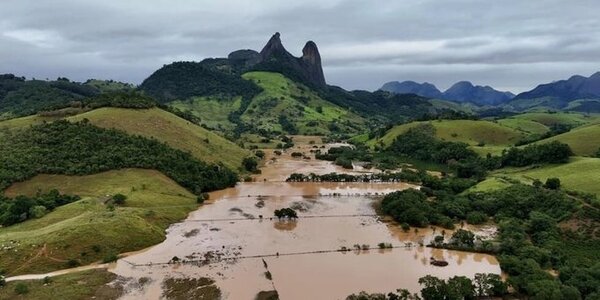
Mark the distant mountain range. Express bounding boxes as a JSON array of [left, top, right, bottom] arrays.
[[381, 72, 600, 111], [512, 72, 600, 102], [380, 80, 514, 106]]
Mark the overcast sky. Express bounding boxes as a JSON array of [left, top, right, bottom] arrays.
[[1, 0, 600, 93]]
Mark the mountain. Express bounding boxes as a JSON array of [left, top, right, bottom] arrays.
[[380, 81, 443, 98], [443, 81, 514, 106], [251, 32, 326, 87], [379, 80, 514, 106], [513, 72, 600, 102]]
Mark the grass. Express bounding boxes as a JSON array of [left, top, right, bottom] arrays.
[[464, 177, 513, 193], [0, 169, 197, 275], [511, 112, 600, 127], [494, 157, 600, 196], [370, 120, 526, 151], [67, 107, 250, 171], [534, 123, 600, 156], [241, 72, 365, 135], [170, 95, 241, 132], [0, 114, 60, 131], [429, 99, 475, 113], [496, 118, 549, 135], [0, 270, 120, 299]]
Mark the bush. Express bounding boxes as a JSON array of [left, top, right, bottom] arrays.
[[102, 252, 119, 263], [112, 194, 127, 205], [544, 178, 561, 190], [242, 157, 258, 172], [14, 282, 29, 294], [255, 150, 265, 159], [466, 211, 488, 225]]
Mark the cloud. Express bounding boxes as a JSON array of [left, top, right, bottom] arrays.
[[0, 0, 599, 93]]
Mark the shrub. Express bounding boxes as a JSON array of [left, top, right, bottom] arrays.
[[112, 194, 127, 205], [14, 283, 29, 294], [242, 157, 258, 172], [102, 252, 119, 263], [466, 211, 488, 225], [544, 178, 561, 190]]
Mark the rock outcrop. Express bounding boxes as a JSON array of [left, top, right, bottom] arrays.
[[300, 41, 326, 86], [229, 32, 327, 87]]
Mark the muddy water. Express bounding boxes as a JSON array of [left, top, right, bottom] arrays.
[[111, 139, 501, 299]]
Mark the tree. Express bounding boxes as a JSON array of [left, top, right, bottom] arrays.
[[544, 178, 561, 190], [449, 229, 475, 248], [446, 276, 475, 300], [419, 275, 447, 300], [255, 150, 265, 159], [242, 157, 258, 172], [112, 194, 127, 205]]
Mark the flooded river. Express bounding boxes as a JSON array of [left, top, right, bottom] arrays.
[[109, 136, 502, 299]]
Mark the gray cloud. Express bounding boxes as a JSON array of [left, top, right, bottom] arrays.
[[1, 0, 599, 93]]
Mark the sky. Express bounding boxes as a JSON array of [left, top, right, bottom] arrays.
[[1, 0, 600, 93]]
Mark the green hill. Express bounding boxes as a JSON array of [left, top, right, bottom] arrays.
[[68, 107, 250, 171], [0, 169, 197, 275], [239, 71, 365, 135], [490, 157, 600, 196], [534, 123, 600, 156], [510, 112, 599, 127], [0, 75, 100, 120], [370, 119, 526, 156]]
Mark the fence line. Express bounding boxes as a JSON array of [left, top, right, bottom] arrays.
[[120, 244, 420, 268]]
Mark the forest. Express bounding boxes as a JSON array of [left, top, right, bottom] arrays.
[[0, 120, 238, 195]]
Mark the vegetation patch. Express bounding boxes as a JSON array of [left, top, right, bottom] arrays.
[[161, 277, 220, 300], [0, 169, 197, 275], [0, 270, 121, 300]]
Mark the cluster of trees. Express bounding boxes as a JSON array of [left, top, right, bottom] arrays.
[[274, 208, 298, 219], [391, 181, 599, 298], [388, 124, 478, 166], [0, 120, 238, 195], [346, 273, 506, 300], [501, 141, 573, 166], [386, 125, 573, 180], [0, 75, 97, 118], [83, 90, 156, 109], [0, 189, 80, 226], [139, 61, 262, 103]]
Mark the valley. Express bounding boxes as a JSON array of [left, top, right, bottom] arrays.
[[0, 26, 599, 300]]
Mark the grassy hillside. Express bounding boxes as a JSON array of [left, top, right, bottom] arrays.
[[370, 120, 525, 156], [0, 169, 197, 275], [240, 71, 365, 135], [67, 107, 250, 171], [510, 112, 599, 127], [496, 118, 549, 135], [491, 157, 600, 196], [534, 123, 600, 156], [428, 99, 475, 113], [170, 96, 241, 133], [0, 269, 120, 299]]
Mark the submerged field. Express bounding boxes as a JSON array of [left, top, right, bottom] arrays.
[[0, 169, 197, 275]]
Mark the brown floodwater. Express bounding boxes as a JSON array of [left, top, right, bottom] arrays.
[[106, 138, 501, 299]]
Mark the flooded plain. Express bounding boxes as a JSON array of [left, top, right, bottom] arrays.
[[110, 137, 501, 299]]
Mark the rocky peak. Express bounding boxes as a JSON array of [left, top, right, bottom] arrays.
[[259, 32, 293, 61], [301, 41, 326, 86]]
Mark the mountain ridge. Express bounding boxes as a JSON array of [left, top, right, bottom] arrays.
[[380, 80, 514, 106]]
